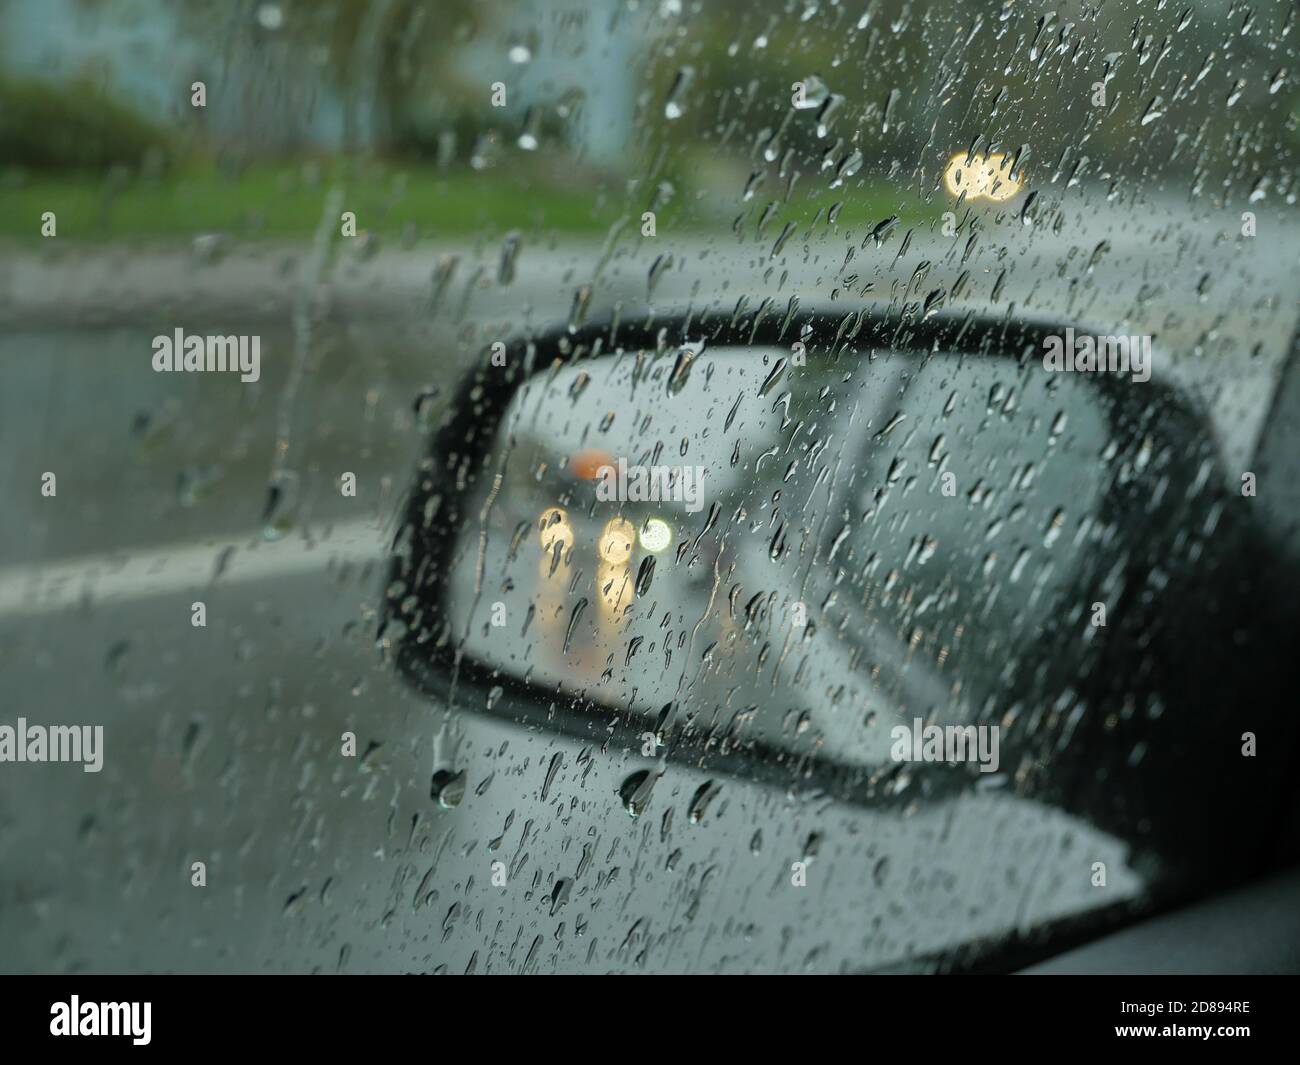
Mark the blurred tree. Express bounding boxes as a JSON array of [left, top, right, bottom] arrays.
[[307, 0, 487, 152], [175, 0, 490, 156], [0, 74, 170, 172]]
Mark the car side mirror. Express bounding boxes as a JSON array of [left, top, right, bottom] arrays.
[[383, 308, 1266, 840]]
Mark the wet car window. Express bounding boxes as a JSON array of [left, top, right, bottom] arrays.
[[2, 0, 1298, 976]]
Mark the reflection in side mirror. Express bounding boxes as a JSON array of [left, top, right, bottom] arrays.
[[440, 341, 1116, 771], [384, 312, 1219, 802]]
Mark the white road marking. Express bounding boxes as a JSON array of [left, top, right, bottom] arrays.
[[0, 520, 388, 618]]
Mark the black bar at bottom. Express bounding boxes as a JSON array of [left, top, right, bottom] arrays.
[[0, 976, 1287, 1052]]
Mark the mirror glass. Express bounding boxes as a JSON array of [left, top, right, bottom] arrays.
[[442, 344, 1112, 770]]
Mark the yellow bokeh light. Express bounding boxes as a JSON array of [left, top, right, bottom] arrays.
[[598, 517, 636, 563], [942, 151, 1023, 202], [539, 507, 573, 553], [597, 557, 632, 615], [982, 153, 1023, 202]]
